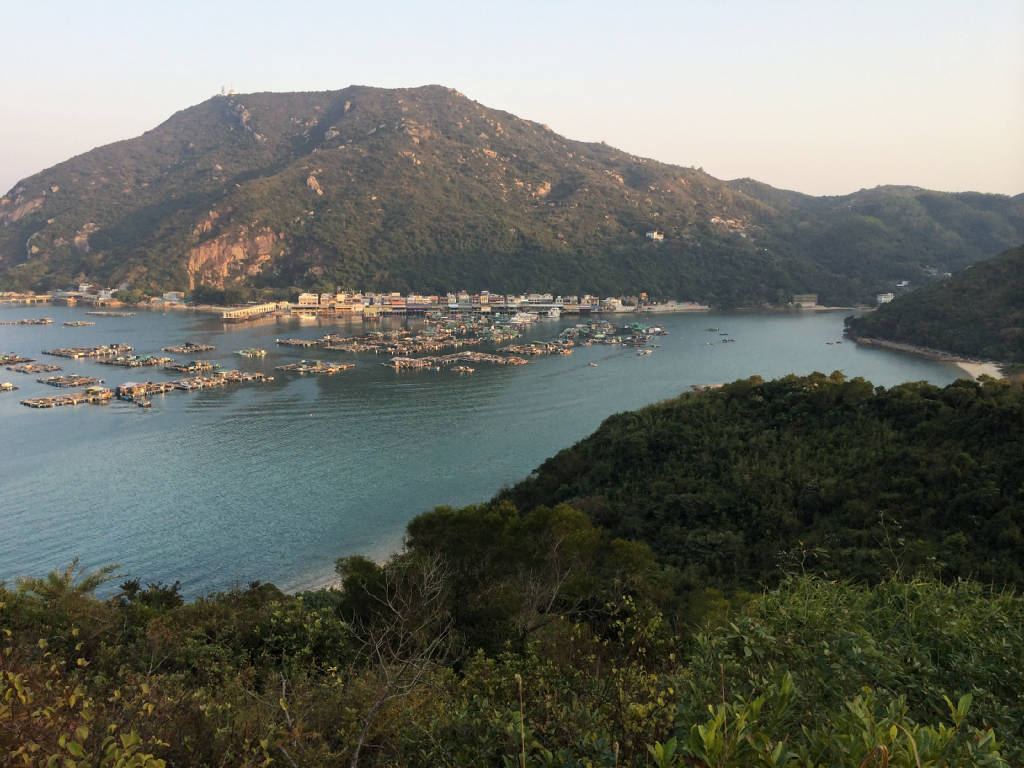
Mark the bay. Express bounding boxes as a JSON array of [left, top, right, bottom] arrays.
[[0, 304, 966, 597]]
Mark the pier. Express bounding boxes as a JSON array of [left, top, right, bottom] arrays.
[[221, 302, 278, 322]]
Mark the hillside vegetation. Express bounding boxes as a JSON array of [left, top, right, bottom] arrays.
[[3, 373, 1024, 766], [845, 243, 1024, 362], [2, 85, 1021, 305], [501, 372, 1024, 591]]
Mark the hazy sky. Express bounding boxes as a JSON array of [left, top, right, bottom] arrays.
[[1, 0, 1022, 197]]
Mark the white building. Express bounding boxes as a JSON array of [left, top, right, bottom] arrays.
[[876, 293, 895, 304], [646, 231, 664, 241]]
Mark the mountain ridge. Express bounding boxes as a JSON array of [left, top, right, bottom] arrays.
[[2, 84, 1022, 305]]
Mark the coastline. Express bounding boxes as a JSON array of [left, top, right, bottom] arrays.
[[850, 336, 1005, 380]]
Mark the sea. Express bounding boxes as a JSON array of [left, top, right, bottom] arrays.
[[0, 304, 967, 597]]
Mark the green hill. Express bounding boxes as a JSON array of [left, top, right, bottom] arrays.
[[845, 243, 1024, 362], [499, 372, 1024, 591], [4, 373, 1024, 765], [2, 85, 1022, 305]]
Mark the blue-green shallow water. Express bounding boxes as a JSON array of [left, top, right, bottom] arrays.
[[0, 305, 965, 597]]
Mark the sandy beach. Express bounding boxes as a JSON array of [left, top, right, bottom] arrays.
[[953, 361, 1005, 380]]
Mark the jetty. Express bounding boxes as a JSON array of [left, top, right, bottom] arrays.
[[38, 375, 104, 388], [275, 360, 354, 374], [21, 387, 114, 408], [221, 302, 277, 322], [43, 344, 133, 359], [86, 311, 135, 317]]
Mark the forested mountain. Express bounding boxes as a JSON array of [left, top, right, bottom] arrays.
[[845, 243, 1024, 362], [4, 373, 1024, 766], [2, 85, 1021, 305]]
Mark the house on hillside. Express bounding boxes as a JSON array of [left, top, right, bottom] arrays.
[[791, 294, 818, 308]]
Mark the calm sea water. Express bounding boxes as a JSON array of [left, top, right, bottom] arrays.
[[1, 305, 965, 596]]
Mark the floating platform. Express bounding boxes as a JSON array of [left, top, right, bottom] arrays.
[[63, 321, 95, 327], [275, 360, 354, 374], [7, 363, 63, 374], [1, 355, 35, 365], [161, 342, 216, 354], [98, 354, 173, 368], [1, 382, 17, 392], [43, 344, 133, 359], [164, 360, 220, 374], [276, 338, 319, 348], [235, 348, 267, 358], [0, 318, 53, 326], [38, 374, 104, 388], [21, 387, 114, 408], [86, 311, 135, 317]]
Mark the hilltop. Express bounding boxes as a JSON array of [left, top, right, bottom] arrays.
[[845, 243, 1024, 363], [2, 85, 1022, 305]]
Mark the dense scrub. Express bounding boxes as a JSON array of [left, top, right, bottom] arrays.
[[501, 372, 1024, 591], [846, 243, 1024, 362], [2, 566, 1020, 766]]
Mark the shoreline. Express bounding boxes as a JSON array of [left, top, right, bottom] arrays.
[[849, 336, 1006, 380]]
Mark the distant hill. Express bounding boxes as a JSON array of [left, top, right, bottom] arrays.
[[2, 85, 1022, 305], [846, 244, 1024, 362], [498, 372, 1024, 591]]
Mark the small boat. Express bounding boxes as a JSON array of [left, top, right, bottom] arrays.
[[588, 362, 599, 368], [136, 398, 152, 408], [63, 320, 95, 327], [235, 348, 267, 358]]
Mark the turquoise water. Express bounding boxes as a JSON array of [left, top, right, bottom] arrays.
[[0, 305, 964, 596]]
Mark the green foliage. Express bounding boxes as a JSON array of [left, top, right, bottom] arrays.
[[847, 243, 1024, 362], [4, 372, 1024, 764], [501, 373, 1024, 592]]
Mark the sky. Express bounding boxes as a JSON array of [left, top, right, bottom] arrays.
[[1, 0, 1022, 197]]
